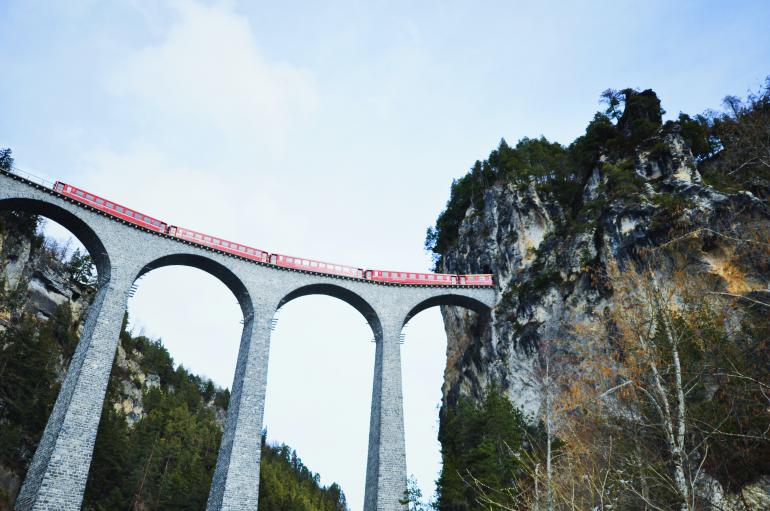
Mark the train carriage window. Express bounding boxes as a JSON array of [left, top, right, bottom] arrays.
[[409, 273, 416, 279], [86, 194, 94, 200], [204, 236, 211, 242], [116, 206, 123, 212], [106, 202, 113, 209], [310, 261, 318, 267], [76, 190, 85, 197], [95, 198, 104, 205], [383, 272, 389, 277], [400, 273, 407, 278], [428, 275, 435, 280]]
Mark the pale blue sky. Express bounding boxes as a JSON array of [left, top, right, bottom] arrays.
[[2, 1, 769, 508]]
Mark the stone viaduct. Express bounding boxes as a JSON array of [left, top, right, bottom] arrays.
[[0, 169, 495, 510]]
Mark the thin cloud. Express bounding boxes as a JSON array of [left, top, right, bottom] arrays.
[[105, 0, 318, 162]]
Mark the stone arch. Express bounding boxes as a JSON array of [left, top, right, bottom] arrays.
[[0, 196, 111, 281], [277, 283, 382, 339], [402, 293, 491, 327], [134, 252, 253, 319]]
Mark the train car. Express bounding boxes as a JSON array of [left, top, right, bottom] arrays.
[[365, 269, 460, 285], [167, 226, 269, 263], [53, 181, 167, 233], [270, 253, 364, 279], [458, 274, 494, 286], [51, 181, 493, 286]]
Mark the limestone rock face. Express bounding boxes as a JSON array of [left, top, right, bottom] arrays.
[[440, 131, 770, 413], [0, 229, 93, 331], [437, 129, 770, 501]]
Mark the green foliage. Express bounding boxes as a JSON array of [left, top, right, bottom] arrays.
[[427, 138, 574, 264], [568, 113, 617, 175], [427, 158, 494, 262], [259, 436, 348, 511], [0, 211, 40, 244], [83, 321, 349, 510], [685, 304, 770, 491], [435, 386, 539, 511], [676, 79, 770, 196], [0, 314, 63, 470], [0, 147, 13, 172], [601, 159, 645, 201], [400, 475, 433, 511], [427, 89, 667, 261], [674, 113, 720, 159], [67, 248, 97, 286], [609, 88, 664, 146], [649, 193, 694, 233]]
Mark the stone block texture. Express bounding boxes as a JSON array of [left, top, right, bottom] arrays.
[[1, 170, 495, 510]]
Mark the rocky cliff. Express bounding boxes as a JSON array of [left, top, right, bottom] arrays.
[[440, 132, 770, 417], [432, 87, 770, 507]]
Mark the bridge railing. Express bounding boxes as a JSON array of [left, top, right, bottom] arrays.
[[7, 165, 57, 189]]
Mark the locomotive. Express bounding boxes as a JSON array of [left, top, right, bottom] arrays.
[[53, 181, 494, 287]]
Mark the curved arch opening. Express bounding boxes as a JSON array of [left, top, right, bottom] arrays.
[[0, 197, 111, 281], [81, 261, 245, 507], [266, 289, 379, 509], [135, 253, 253, 319], [400, 296, 491, 505], [277, 283, 381, 338], [0, 200, 114, 506], [402, 293, 491, 328]]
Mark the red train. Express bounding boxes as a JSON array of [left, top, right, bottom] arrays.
[[53, 181, 494, 287], [54, 182, 167, 233]]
